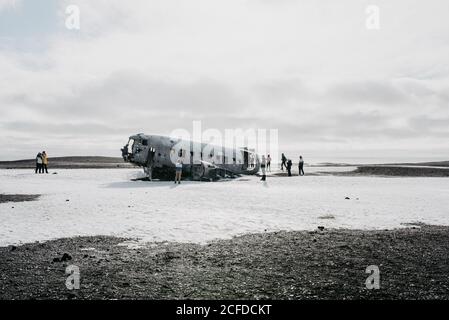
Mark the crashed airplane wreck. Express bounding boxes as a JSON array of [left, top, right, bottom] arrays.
[[121, 134, 260, 181]]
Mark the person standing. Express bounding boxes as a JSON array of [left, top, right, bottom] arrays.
[[281, 153, 287, 171], [266, 154, 271, 172], [298, 155, 305, 176], [35, 152, 43, 174], [286, 159, 292, 176], [42, 151, 49, 174], [260, 155, 267, 181], [175, 159, 183, 184]]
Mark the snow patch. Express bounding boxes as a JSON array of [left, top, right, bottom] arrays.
[[1, 168, 449, 246]]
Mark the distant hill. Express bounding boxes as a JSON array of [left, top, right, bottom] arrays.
[[0, 156, 137, 169], [392, 161, 449, 167]]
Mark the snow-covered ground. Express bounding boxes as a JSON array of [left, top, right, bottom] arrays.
[[1, 168, 449, 246]]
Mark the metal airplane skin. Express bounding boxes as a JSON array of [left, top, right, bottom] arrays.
[[122, 134, 260, 180]]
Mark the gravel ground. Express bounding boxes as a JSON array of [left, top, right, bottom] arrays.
[[1, 225, 448, 300]]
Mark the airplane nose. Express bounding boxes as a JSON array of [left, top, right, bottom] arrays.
[[121, 145, 129, 162]]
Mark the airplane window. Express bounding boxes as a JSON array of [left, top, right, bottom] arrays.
[[178, 149, 183, 157], [142, 139, 148, 146], [127, 139, 135, 154]]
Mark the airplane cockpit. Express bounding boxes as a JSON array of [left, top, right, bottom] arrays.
[[121, 134, 151, 165], [121, 137, 138, 162]]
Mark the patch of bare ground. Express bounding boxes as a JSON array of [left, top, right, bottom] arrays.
[[0, 194, 40, 203], [318, 215, 335, 220], [340, 166, 449, 177], [0, 225, 448, 300]]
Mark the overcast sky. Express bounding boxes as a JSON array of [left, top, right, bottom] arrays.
[[1, 0, 448, 162]]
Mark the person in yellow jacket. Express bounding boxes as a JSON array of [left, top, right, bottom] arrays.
[[42, 151, 49, 174]]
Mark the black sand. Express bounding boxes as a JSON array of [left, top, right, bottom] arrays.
[[1, 225, 448, 300], [273, 165, 449, 177], [346, 166, 449, 177]]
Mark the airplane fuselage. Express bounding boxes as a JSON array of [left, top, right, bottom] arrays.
[[122, 134, 260, 180]]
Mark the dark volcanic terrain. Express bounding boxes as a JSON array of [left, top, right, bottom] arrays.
[[1, 225, 448, 300], [344, 165, 449, 177], [0, 194, 40, 203]]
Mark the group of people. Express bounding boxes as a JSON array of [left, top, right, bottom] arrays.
[[35, 151, 49, 174], [259, 153, 305, 180], [281, 153, 304, 177], [172, 153, 302, 183]]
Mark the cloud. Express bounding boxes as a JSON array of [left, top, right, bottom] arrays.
[[0, 0, 21, 11], [0, 0, 449, 161]]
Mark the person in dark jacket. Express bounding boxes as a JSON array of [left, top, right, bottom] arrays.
[[298, 155, 305, 176], [281, 153, 287, 171], [35, 152, 43, 174], [286, 159, 292, 176]]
